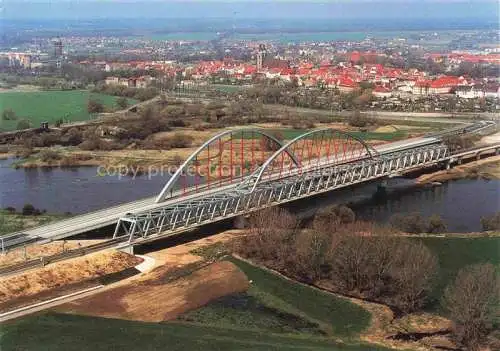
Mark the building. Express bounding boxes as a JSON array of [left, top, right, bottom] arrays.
[[53, 38, 63, 58], [256, 44, 266, 72]]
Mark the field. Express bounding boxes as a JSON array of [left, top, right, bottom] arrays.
[[0, 90, 137, 131], [0, 313, 392, 351]]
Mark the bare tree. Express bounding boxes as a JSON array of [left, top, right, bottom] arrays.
[[389, 240, 438, 313], [443, 263, 499, 351], [235, 207, 298, 266]]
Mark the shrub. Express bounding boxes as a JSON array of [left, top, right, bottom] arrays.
[[116, 96, 129, 109], [38, 149, 62, 162], [2, 108, 17, 121], [426, 214, 447, 233], [22, 204, 37, 216], [16, 119, 31, 130], [312, 205, 356, 231], [389, 212, 427, 234], [480, 212, 500, 231], [165, 133, 194, 148]]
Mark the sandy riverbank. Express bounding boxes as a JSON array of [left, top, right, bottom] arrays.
[[416, 156, 500, 184]]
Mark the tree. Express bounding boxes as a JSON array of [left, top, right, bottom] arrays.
[[427, 214, 447, 233], [390, 213, 427, 234], [312, 204, 355, 231], [480, 212, 500, 231], [2, 108, 17, 121], [443, 263, 499, 351], [16, 119, 31, 130], [87, 98, 104, 115], [116, 96, 129, 109], [22, 203, 36, 216]]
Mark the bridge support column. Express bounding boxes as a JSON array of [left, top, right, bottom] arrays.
[[233, 215, 249, 229], [496, 148, 499, 156], [118, 245, 134, 255], [476, 154, 481, 161], [445, 161, 451, 170]]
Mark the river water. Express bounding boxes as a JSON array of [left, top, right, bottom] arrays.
[[0, 159, 498, 232]]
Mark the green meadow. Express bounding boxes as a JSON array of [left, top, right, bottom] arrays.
[[0, 90, 137, 131]]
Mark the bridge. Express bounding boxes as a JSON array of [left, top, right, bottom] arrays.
[[1, 121, 497, 253]]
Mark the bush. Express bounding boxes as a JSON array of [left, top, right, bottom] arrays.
[[87, 98, 104, 114], [16, 119, 31, 130], [165, 133, 194, 148], [2, 108, 17, 121], [38, 149, 62, 162], [390, 213, 427, 234], [426, 214, 447, 233], [312, 205, 355, 231], [22, 204, 38, 216], [480, 212, 500, 231], [116, 96, 129, 109], [348, 111, 370, 128]]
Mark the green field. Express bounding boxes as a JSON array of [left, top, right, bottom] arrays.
[[0, 313, 391, 351], [417, 236, 500, 311], [180, 258, 371, 338], [0, 90, 137, 131]]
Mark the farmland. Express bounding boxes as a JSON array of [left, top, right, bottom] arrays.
[[0, 90, 137, 131]]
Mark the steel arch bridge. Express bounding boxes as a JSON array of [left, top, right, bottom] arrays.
[[156, 128, 378, 202], [113, 127, 452, 243]]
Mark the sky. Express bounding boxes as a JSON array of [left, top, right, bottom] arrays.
[[0, 0, 498, 20]]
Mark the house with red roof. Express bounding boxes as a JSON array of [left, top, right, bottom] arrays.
[[372, 86, 392, 98]]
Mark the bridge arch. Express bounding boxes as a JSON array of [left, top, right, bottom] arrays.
[[239, 128, 380, 192], [156, 129, 299, 202]]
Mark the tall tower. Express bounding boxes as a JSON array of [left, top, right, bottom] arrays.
[[53, 38, 63, 58], [256, 44, 267, 72]]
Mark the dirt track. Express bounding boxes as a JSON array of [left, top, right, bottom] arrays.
[[58, 260, 249, 322]]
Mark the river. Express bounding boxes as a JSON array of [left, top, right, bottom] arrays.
[[0, 159, 498, 232]]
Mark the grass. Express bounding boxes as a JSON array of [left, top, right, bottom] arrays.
[[417, 236, 500, 311], [180, 257, 371, 338], [0, 210, 67, 236], [0, 313, 392, 351], [0, 90, 137, 131]]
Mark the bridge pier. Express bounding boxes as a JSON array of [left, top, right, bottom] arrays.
[[118, 245, 134, 255], [496, 148, 499, 156], [233, 215, 249, 229]]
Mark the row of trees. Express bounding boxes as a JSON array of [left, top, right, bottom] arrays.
[[234, 206, 499, 350], [92, 83, 158, 102], [235, 206, 438, 313]]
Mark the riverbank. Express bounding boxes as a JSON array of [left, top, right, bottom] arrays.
[[416, 156, 500, 184], [0, 210, 69, 236]]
